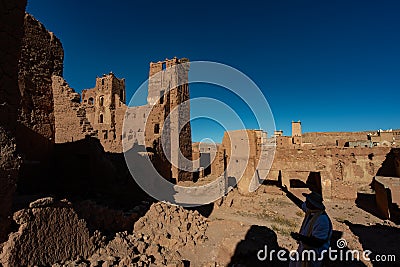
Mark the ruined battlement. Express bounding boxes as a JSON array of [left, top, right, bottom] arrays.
[[147, 57, 190, 106], [149, 57, 189, 77], [82, 72, 126, 108], [123, 57, 193, 182]]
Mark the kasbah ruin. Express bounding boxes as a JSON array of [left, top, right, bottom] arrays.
[[1, 1, 400, 267]]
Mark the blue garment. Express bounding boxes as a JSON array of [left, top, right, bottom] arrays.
[[289, 202, 332, 267]]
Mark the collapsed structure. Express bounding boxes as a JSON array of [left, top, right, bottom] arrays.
[[53, 58, 193, 182], [268, 121, 400, 199], [8, 11, 400, 204], [50, 49, 400, 200], [1, 6, 400, 265]]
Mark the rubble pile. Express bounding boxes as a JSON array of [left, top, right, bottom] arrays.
[[134, 202, 208, 250], [87, 231, 184, 267], [50, 202, 208, 267]]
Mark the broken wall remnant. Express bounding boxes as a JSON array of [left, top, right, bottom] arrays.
[[190, 129, 273, 195], [0, 0, 27, 242], [302, 131, 372, 147], [0, 198, 93, 267], [371, 148, 400, 220], [53, 72, 126, 152], [52, 58, 193, 182], [376, 148, 400, 178], [17, 13, 64, 154], [81, 72, 126, 152], [123, 57, 193, 182], [373, 176, 400, 220], [222, 129, 269, 194], [192, 142, 225, 179], [52, 76, 97, 142], [267, 146, 391, 199], [15, 13, 65, 197]]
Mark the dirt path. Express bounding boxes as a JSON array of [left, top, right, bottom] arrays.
[[179, 184, 400, 266]]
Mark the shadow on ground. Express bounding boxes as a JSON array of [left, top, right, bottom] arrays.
[[324, 230, 367, 267], [344, 220, 400, 266], [355, 191, 386, 221], [228, 225, 289, 266]]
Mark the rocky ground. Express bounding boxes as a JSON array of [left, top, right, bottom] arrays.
[[1, 184, 399, 266], [178, 184, 400, 266]]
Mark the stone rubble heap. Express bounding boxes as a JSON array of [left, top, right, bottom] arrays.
[[134, 202, 208, 250], [0, 200, 208, 266], [73, 202, 209, 266], [84, 231, 184, 267]]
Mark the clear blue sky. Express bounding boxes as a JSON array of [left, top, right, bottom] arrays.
[[27, 0, 400, 142]]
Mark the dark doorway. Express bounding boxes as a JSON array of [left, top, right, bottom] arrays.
[[200, 153, 211, 176]]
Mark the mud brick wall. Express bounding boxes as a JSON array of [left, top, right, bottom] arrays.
[[52, 75, 97, 143], [267, 146, 391, 199], [15, 13, 66, 197], [81, 73, 126, 152], [302, 131, 369, 146], [18, 13, 63, 139], [0, 0, 27, 242], [147, 58, 193, 182], [0, 198, 92, 266]]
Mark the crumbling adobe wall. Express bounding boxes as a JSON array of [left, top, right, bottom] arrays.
[[0, 0, 27, 242], [52, 75, 97, 143], [0, 198, 93, 267], [192, 142, 225, 179], [222, 130, 265, 194], [302, 131, 368, 147], [147, 58, 193, 182], [267, 146, 391, 199], [124, 105, 151, 146], [81, 73, 127, 152], [17, 13, 63, 144], [123, 58, 193, 182], [16, 13, 64, 194]]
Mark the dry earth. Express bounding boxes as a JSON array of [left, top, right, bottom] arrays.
[[178, 184, 400, 267], [26, 183, 398, 267]]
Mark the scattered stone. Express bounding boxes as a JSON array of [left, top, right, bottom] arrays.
[[133, 202, 208, 250]]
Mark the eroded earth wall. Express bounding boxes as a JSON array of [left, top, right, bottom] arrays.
[[0, 0, 27, 242], [52, 75, 97, 143], [0, 198, 92, 267], [17, 13, 63, 160], [267, 147, 391, 199]]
